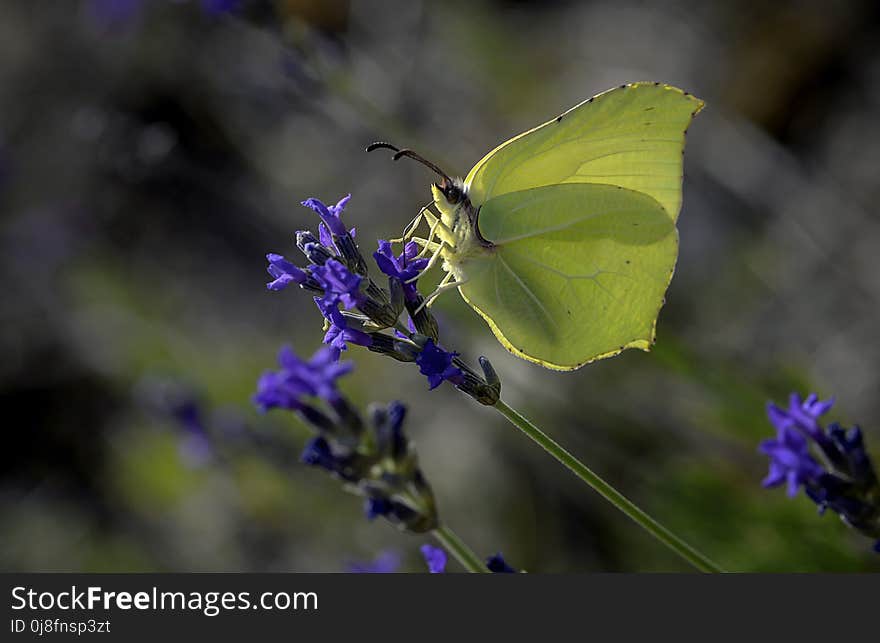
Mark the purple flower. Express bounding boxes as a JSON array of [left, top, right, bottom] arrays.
[[420, 545, 447, 574], [363, 497, 418, 525], [394, 316, 417, 339], [300, 435, 336, 468], [419, 546, 518, 573], [311, 259, 365, 309], [302, 195, 351, 238], [201, 0, 240, 14], [486, 553, 518, 573], [760, 392, 880, 552], [317, 222, 356, 249], [768, 393, 834, 441], [265, 253, 308, 291], [318, 223, 333, 249], [346, 551, 400, 574], [253, 346, 352, 411], [374, 240, 429, 301], [374, 401, 407, 460], [300, 436, 358, 482], [297, 232, 334, 266], [759, 424, 824, 497], [319, 304, 373, 353], [415, 340, 463, 390], [364, 497, 393, 521], [170, 399, 214, 467]]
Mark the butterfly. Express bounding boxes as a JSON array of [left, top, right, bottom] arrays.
[[368, 82, 703, 371]]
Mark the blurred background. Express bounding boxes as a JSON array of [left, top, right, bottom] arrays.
[[2, 0, 879, 572]]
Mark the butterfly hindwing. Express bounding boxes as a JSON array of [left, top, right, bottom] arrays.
[[459, 183, 678, 370]]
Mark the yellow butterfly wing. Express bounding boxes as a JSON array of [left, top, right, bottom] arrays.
[[464, 82, 704, 221]]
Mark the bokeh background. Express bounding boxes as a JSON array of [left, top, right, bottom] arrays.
[[3, 0, 880, 572]]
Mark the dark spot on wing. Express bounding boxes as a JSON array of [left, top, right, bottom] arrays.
[[556, 115, 562, 123]]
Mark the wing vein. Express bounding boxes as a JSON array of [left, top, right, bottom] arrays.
[[497, 254, 559, 332], [490, 207, 646, 244]]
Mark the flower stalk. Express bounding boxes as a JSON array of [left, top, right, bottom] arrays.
[[493, 399, 725, 573], [431, 525, 489, 574]]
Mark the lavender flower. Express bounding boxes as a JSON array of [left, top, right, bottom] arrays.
[[302, 195, 368, 276], [416, 340, 464, 389], [266, 195, 399, 338], [201, 0, 240, 14], [302, 195, 351, 239], [262, 193, 501, 403], [172, 398, 214, 467], [759, 425, 824, 497], [311, 259, 365, 310], [420, 545, 447, 574], [300, 436, 357, 482], [486, 553, 518, 573], [254, 346, 439, 533], [253, 346, 351, 412], [768, 393, 837, 454], [346, 551, 400, 574], [320, 306, 373, 352], [266, 253, 308, 291], [419, 545, 519, 573], [760, 392, 880, 551], [84, 0, 239, 31], [374, 240, 428, 302]]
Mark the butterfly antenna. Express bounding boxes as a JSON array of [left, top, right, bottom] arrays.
[[366, 142, 453, 185]]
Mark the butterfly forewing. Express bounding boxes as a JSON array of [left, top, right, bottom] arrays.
[[464, 82, 704, 222]]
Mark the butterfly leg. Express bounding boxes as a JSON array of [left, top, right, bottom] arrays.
[[414, 209, 455, 256], [393, 200, 434, 244], [406, 239, 448, 283], [413, 275, 469, 315], [413, 213, 442, 259]]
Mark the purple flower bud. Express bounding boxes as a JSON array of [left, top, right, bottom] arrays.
[[759, 425, 824, 497], [346, 551, 400, 574], [302, 195, 351, 238], [311, 259, 365, 309], [486, 553, 517, 573], [374, 240, 429, 302], [420, 545, 447, 574], [253, 346, 353, 412], [266, 253, 308, 291], [415, 339, 464, 390]]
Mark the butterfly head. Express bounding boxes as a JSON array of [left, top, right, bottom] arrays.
[[366, 141, 491, 259], [435, 176, 466, 205]]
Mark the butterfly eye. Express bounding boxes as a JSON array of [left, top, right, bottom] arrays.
[[443, 183, 462, 204]]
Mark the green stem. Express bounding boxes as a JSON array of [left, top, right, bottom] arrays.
[[432, 525, 489, 573], [493, 399, 724, 573]]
